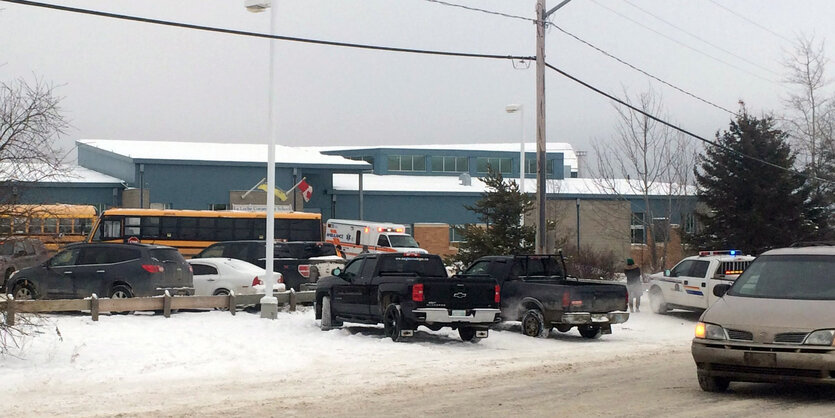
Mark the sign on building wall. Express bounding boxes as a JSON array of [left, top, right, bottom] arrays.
[[232, 204, 292, 212]]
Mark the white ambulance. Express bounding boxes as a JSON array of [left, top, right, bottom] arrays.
[[325, 219, 428, 258]]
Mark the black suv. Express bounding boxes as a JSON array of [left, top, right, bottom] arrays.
[[194, 241, 344, 291], [7, 243, 193, 300]]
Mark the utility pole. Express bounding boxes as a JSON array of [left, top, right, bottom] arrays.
[[535, 0, 572, 254]]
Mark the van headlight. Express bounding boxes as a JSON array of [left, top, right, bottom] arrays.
[[804, 329, 835, 346], [695, 322, 726, 340]]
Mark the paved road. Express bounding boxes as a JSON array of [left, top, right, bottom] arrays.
[[257, 349, 835, 418]]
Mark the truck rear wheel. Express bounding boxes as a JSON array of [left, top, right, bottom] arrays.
[[521, 309, 548, 338], [384, 304, 407, 342], [458, 327, 480, 342], [649, 288, 669, 314], [578, 325, 602, 339]]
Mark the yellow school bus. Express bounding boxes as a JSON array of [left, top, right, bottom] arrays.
[[86, 208, 323, 257], [0, 204, 98, 251]]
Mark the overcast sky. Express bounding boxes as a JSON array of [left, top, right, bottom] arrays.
[[2, 0, 835, 163]]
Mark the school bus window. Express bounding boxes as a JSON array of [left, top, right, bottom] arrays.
[[180, 217, 199, 240], [160, 217, 177, 238], [13, 217, 26, 234], [216, 218, 235, 241], [58, 219, 73, 234], [141, 217, 160, 239], [198, 217, 215, 240], [78, 218, 93, 235], [0, 218, 11, 235], [102, 219, 122, 239], [28, 218, 43, 234], [44, 218, 59, 234]]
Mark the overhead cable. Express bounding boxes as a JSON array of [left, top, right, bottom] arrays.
[[543, 61, 831, 184], [588, 0, 779, 85], [421, 0, 534, 23], [707, 0, 793, 44], [0, 0, 534, 62], [623, 0, 782, 78], [551, 24, 738, 116]]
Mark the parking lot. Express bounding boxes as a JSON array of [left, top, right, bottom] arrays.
[[0, 308, 830, 417]]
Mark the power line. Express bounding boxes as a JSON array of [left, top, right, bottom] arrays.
[[0, 0, 534, 62], [707, 0, 794, 44], [550, 24, 738, 116], [623, 0, 782, 78], [543, 61, 832, 184], [421, 0, 534, 23], [588, 0, 779, 85]]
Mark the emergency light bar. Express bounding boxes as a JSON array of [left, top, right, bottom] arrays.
[[699, 250, 740, 256]]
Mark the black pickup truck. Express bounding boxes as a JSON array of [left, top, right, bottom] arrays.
[[457, 254, 629, 339], [315, 252, 502, 342]]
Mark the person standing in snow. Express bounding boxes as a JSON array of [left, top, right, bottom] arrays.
[[624, 258, 643, 313]]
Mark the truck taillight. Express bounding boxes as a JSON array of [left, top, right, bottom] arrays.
[[494, 285, 501, 303], [412, 283, 424, 302], [252, 276, 262, 286], [562, 290, 570, 308], [298, 264, 310, 278], [142, 264, 164, 273]]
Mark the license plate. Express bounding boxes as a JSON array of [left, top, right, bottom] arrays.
[[744, 352, 776, 367], [451, 310, 466, 317]]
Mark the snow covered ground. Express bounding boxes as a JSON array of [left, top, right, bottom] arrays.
[[0, 307, 702, 416]]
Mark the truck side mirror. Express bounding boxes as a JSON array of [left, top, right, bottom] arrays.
[[713, 283, 731, 297], [664, 269, 671, 277], [331, 267, 342, 277]]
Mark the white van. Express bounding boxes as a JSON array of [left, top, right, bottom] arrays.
[[325, 219, 428, 258]]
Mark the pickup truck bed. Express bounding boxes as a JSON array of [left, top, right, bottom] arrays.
[[459, 255, 629, 339]]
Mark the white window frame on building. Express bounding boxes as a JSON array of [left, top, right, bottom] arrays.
[[630, 212, 645, 244], [476, 157, 512, 174], [388, 155, 426, 172], [431, 156, 469, 173], [524, 158, 554, 175]]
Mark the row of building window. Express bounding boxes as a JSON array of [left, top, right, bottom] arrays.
[[385, 155, 552, 175]]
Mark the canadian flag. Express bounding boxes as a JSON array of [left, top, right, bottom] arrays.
[[298, 179, 313, 202]]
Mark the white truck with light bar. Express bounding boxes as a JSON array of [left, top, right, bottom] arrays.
[[325, 219, 428, 259], [648, 250, 755, 314]]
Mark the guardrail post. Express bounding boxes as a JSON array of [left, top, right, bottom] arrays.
[[6, 295, 15, 326], [229, 291, 236, 316], [289, 289, 296, 312], [163, 290, 172, 318], [91, 293, 99, 322]]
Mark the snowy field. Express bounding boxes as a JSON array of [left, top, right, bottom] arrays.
[[0, 306, 702, 417]]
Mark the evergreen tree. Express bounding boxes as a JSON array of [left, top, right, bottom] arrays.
[[690, 111, 815, 254], [446, 167, 535, 268]]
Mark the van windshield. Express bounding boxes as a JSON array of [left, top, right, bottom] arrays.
[[728, 255, 835, 300], [388, 235, 419, 248]]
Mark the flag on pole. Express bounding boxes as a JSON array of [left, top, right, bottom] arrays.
[[258, 183, 288, 201], [298, 179, 313, 202]]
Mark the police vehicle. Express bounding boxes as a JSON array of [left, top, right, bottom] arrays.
[[648, 250, 755, 314]]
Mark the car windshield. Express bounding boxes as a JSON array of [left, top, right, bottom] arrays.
[[0, 241, 15, 256], [388, 235, 419, 248], [728, 254, 835, 300]]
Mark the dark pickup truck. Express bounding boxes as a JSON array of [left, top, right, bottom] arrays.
[[315, 252, 502, 342], [193, 240, 345, 291], [458, 254, 629, 339]]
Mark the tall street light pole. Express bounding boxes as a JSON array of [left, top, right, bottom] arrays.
[[535, 0, 572, 254], [245, 0, 279, 319], [505, 104, 525, 226]]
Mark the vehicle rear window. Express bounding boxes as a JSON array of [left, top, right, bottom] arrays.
[[150, 248, 186, 263], [729, 255, 835, 300], [719, 260, 751, 276], [377, 256, 446, 277]]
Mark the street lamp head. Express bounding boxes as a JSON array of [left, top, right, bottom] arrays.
[[505, 104, 522, 113], [244, 0, 271, 12]]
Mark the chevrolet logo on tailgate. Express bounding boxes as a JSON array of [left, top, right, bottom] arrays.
[[453, 292, 467, 299]]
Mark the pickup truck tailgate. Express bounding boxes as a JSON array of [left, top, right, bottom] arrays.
[[421, 277, 498, 310], [567, 282, 628, 312]]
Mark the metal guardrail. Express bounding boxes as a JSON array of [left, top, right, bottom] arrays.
[[0, 290, 316, 326]]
